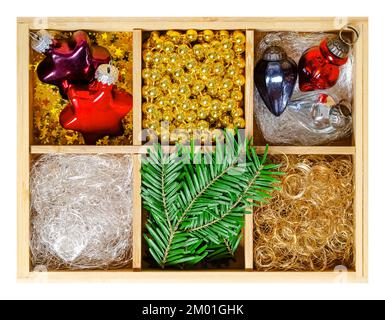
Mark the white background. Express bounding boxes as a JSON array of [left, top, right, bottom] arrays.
[[1, 0, 384, 300]]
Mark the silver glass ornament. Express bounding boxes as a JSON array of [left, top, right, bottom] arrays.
[[254, 46, 297, 116]]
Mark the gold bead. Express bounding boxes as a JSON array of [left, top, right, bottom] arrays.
[[159, 76, 172, 91], [181, 100, 191, 111], [168, 95, 180, 107], [233, 44, 245, 54], [142, 68, 151, 80], [227, 65, 238, 77], [181, 73, 193, 85], [150, 69, 161, 82], [193, 44, 204, 59], [235, 57, 246, 69], [234, 74, 246, 86], [185, 58, 197, 70], [221, 38, 233, 50], [167, 30, 182, 44], [157, 96, 169, 108], [178, 84, 191, 97], [233, 116, 246, 128], [162, 110, 174, 122], [142, 102, 157, 114], [210, 110, 221, 120], [211, 40, 221, 50], [199, 94, 212, 107], [163, 41, 175, 53], [218, 89, 230, 101], [152, 52, 162, 64], [223, 49, 235, 62], [186, 29, 198, 42], [186, 110, 197, 123], [142, 85, 150, 97], [211, 99, 221, 111], [206, 78, 217, 90], [203, 30, 214, 42], [213, 62, 225, 75], [197, 120, 209, 130], [231, 107, 244, 118], [142, 50, 153, 64], [233, 31, 246, 45], [169, 83, 179, 95], [197, 108, 209, 120], [173, 68, 184, 79], [222, 98, 237, 112], [147, 119, 160, 131], [199, 63, 211, 77], [206, 48, 218, 62], [190, 99, 199, 111], [178, 44, 190, 55], [219, 30, 230, 40], [221, 115, 232, 127], [231, 90, 243, 101], [175, 112, 185, 122], [192, 80, 205, 94], [222, 78, 234, 90]]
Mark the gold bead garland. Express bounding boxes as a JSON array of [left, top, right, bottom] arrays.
[[142, 30, 246, 142], [254, 155, 355, 271]]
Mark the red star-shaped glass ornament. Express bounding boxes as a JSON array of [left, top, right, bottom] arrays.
[[32, 30, 111, 98], [59, 64, 133, 144]]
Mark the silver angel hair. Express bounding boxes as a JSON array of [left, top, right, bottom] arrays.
[[30, 154, 133, 270]]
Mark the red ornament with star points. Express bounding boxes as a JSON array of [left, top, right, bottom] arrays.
[[59, 64, 133, 144]]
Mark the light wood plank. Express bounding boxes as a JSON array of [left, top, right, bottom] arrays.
[[17, 22, 31, 280], [133, 30, 142, 146], [255, 146, 356, 155], [19, 17, 367, 32], [30, 145, 356, 155], [30, 145, 148, 154], [21, 270, 365, 283], [353, 23, 364, 277], [361, 21, 369, 280], [245, 30, 254, 139], [132, 155, 142, 270], [244, 30, 254, 270]]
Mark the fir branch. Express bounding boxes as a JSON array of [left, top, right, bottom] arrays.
[[142, 135, 283, 268]]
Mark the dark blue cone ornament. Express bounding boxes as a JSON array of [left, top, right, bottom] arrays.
[[254, 46, 298, 116]]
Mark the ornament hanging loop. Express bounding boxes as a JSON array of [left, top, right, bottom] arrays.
[[339, 25, 360, 46]]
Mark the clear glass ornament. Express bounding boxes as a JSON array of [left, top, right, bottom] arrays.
[[287, 92, 352, 136]]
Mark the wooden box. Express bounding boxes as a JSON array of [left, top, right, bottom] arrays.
[[17, 17, 368, 282]]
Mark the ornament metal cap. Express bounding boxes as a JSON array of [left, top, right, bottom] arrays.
[[329, 100, 352, 129], [95, 63, 119, 85], [263, 46, 287, 61], [30, 30, 53, 53], [327, 25, 360, 59]]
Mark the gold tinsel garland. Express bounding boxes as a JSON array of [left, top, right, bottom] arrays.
[[254, 155, 355, 271], [31, 31, 133, 145]]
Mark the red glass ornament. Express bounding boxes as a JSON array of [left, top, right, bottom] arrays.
[[298, 37, 349, 92], [60, 79, 133, 145], [35, 30, 110, 98]]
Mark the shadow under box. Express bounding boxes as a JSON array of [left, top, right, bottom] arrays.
[[30, 30, 134, 146], [253, 31, 355, 147]]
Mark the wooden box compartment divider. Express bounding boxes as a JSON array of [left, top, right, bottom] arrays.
[[17, 17, 368, 282]]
